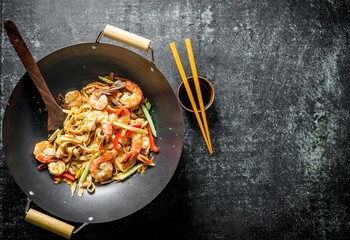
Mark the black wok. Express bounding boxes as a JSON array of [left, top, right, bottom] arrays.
[[2, 23, 183, 232]]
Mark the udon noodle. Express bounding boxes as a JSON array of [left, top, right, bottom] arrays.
[[33, 75, 159, 197]]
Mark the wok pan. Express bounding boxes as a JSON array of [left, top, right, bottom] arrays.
[[2, 22, 183, 237]]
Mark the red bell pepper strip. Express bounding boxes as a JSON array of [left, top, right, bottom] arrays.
[[113, 130, 123, 151], [52, 176, 61, 181], [52, 172, 75, 182], [106, 105, 125, 115], [113, 125, 143, 151], [148, 125, 159, 152], [61, 172, 75, 181]]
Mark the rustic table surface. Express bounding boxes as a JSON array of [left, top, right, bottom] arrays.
[[1, 0, 350, 239]]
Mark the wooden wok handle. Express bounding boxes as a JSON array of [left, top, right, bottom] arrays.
[[103, 24, 151, 52], [25, 208, 74, 239], [3, 18, 65, 133]]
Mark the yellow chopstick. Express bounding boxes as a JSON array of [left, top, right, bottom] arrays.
[[185, 38, 212, 153], [169, 42, 212, 154]]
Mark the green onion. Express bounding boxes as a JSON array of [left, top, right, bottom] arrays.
[[112, 122, 148, 135], [141, 103, 157, 137], [48, 129, 63, 143], [75, 167, 85, 180], [79, 152, 100, 183], [116, 163, 156, 181], [145, 101, 151, 111], [98, 76, 114, 85]]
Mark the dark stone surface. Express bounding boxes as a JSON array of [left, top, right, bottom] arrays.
[[1, 0, 350, 239]]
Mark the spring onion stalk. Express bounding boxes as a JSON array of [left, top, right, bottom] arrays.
[[79, 152, 100, 183], [98, 76, 114, 84], [75, 167, 85, 180], [48, 129, 63, 143], [117, 163, 156, 181], [140, 103, 157, 137], [112, 122, 148, 135], [71, 181, 77, 197]]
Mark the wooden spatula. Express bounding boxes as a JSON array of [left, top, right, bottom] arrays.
[[4, 19, 66, 134]]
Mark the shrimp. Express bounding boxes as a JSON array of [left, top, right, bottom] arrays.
[[109, 80, 143, 108], [141, 136, 150, 150], [33, 141, 56, 163], [90, 90, 108, 110], [122, 132, 152, 164], [90, 151, 116, 182], [97, 111, 113, 140], [48, 160, 66, 176], [90, 162, 113, 182], [65, 90, 82, 108], [122, 133, 143, 163], [83, 111, 97, 131], [114, 151, 137, 172], [112, 108, 131, 126]]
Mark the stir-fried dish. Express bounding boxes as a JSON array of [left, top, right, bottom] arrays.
[[33, 74, 159, 197]]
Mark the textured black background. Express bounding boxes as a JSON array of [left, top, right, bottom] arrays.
[[1, 0, 350, 239]]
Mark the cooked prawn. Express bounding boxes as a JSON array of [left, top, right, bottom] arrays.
[[83, 111, 97, 131], [48, 160, 66, 176], [90, 151, 116, 182], [112, 108, 131, 126], [90, 161, 113, 182], [120, 81, 143, 108], [65, 90, 82, 108], [90, 90, 108, 110], [33, 141, 56, 163], [110, 81, 142, 108], [122, 132, 143, 163], [97, 111, 113, 140]]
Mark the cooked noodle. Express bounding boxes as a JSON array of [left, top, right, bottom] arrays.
[[33, 77, 158, 197]]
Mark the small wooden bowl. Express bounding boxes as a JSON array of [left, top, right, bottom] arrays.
[[177, 76, 215, 113]]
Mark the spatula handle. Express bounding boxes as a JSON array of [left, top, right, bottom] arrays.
[[4, 20, 60, 112], [4, 19, 65, 133]]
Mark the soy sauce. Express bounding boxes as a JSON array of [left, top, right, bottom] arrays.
[[179, 80, 211, 111]]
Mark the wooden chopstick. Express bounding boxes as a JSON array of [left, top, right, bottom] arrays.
[[169, 42, 212, 154], [185, 38, 212, 153]]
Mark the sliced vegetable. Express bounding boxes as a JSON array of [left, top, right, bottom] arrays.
[[117, 164, 142, 181], [109, 72, 115, 81], [145, 101, 151, 111], [52, 175, 62, 184], [61, 172, 75, 181], [148, 125, 159, 152], [113, 130, 123, 151], [98, 76, 114, 85], [80, 152, 100, 183], [71, 181, 77, 197], [75, 167, 85, 180], [116, 162, 156, 181], [106, 105, 125, 115], [48, 129, 63, 143], [63, 178, 73, 185], [141, 103, 157, 137], [112, 122, 148, 135]]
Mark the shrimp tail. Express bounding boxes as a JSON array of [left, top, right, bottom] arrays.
[[35, 154, 56, 164], [122, 151, 137, 163], [90, 152, 116, 172]]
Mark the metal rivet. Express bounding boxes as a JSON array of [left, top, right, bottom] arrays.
[[15, 38, 19, 43], [88, 217, 93, 221], [29, 191, 34, 196], [150, 67, 154, 72], [91, 45, 97, 50]]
